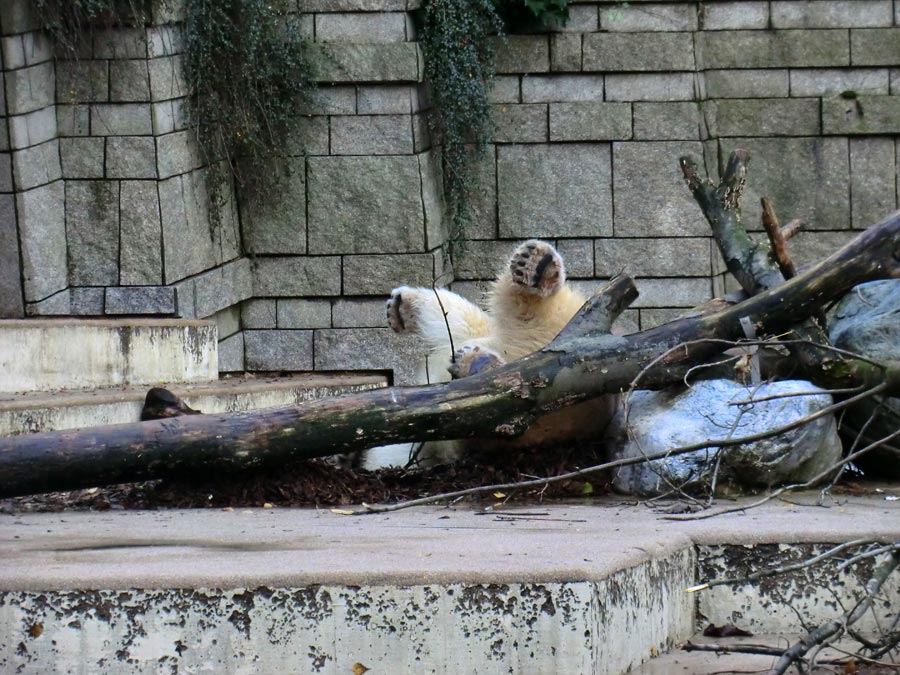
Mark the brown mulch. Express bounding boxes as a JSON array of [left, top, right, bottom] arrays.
[[3, 442, 612, 513]]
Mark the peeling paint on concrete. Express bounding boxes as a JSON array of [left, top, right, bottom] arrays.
[[696, 543, 900, 635], [0, 550, 695, 675]]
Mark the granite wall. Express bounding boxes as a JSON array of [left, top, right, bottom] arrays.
[[0, 0, 898, 383]]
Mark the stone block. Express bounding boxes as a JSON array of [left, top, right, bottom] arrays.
[[600, 3, 698, 31], [698, 30, 849, 69], [148, 55, 187, 101], [771, 1, 892, 28], [314, 327, 420, 384], [158, 171, 216, 283], [242, 299, 277, 329], [357, 85, 416, 114], [156, 129, 202, 178], [5, 62, 54, 114], [277, 299, 332, 329], [633, 102, 700, 140], [491, 104, 548, 143], [790, 230, 857, 268], [595, 237, 711, 277], [218, 332, 244, 373], [493, 35, 550, 74], [8, 106, 57, 149], [790, 68, 889, 96], [562, 4, 599, 32], [0, 1, 39, 35], [412, 112, 431, 152], [630, 277, 712, 308], [330, 115, 414, 155], [605, 73, 696, 101], [521, 74, 604, 102], [612, 141, 709, 237], [245, 330, 313, 371], [151, 99, 189, 135], [193, 258, 253, 318], [453, 240, 511, 280], [107, 136, 158, 179], [25, 290, 69, 316], [850, 138, 897, 228], [13, 139, 61, 190], [147, 25, 184, 57], [700, 1, 769, 29], [110, 59, 151, 101], [94, 28, 147, 58], [823, 95, 900, 134], [57, 105, 90, 136], [706, 98, 820, 137], [333, 298, 389, 328], [308, 155, 425, 254], [66, 181, 120, 286], [498, 144, 613, 238], [120, 180, 163, 285], [241, 159, 306, 255], [298, 86, 356, 115], [549, 102, 632, 141], [639, 308, 685, 330], [1, 31, 51, 69], [851, 28, 900, 66], [343, 253, 437, 295], [554, 238, 594, 278], [56, 60, 108, 103], [25, 288, 104, 316], [317, 43, 419, 82], [91, 103, 153, 135], [487, 76, 519, 103], [418, 149, 447, 248], [550, 34, 581, 72], [704, 69, 790, 99], [315, 12, 406, 42], [216, 305, 241, 341], [583, 32, 695, 72], [17, 181, 66, 302], [0, 154, 9, 192], [105, 287, 177, 315], [252, 256, 342, 296], [59, 137, 104, 179], [0, 194, 23, 318], [724, 137, 850, 231]]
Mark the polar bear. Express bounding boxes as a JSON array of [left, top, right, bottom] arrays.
[[366, 239, 618, 469]]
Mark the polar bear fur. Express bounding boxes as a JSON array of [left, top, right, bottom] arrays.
[[364, 239, 618, 469]]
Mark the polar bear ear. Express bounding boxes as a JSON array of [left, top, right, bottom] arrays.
[[507, 239, 566, 298]]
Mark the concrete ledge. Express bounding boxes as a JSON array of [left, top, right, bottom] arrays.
[[0, 319, 218, 393], [0, 373, 387, 435]]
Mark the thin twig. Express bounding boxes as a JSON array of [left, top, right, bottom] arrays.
[[431, 282, 456, 364]]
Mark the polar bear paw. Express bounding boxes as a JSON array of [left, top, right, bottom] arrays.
[[509, 240, 565, 297], [448, 343, 506, 379], [386, 286, 419, 333]]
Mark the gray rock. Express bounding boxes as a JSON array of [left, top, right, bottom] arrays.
[[59, 137, 104, 179], [17, 181, 67, 302], [307, 155, 425, 254], [498, 144, 613, 238], [106, 136, 158, 179], [66, 181, 120, 286], [829, 279, 900, 478], [607, 379, 842, 496], [245, 329, 313, 371], [158, 171, 216, 283], [240, 159, 306, 255], [120, 181, 163, 285], [313, 327, 420, 384], [0, 194, 23, 317], [218, 332, 245, 373], [105, 286, 177, 315]]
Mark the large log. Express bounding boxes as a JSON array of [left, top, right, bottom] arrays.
[[2, 158, 900, 498]]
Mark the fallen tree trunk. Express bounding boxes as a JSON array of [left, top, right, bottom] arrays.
[[2, 158, 900, 498]]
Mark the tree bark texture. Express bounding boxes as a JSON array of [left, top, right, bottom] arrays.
[[2, 154, 900, 498]]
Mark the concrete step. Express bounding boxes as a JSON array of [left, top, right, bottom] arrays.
[[0, 319, 218, 393], [1, 496, 898, 674], [0, 373, 387, 435]]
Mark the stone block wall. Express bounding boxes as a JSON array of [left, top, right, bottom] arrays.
[[1, 0, 898, 384]]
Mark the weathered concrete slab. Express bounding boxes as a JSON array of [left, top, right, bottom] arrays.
[[0, 319, 217, 393]]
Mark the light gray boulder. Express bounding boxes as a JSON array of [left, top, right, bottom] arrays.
[[606, 379, 842, 497], [829, 279, 900, 479]]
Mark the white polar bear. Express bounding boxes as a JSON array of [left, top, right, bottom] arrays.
[[362, 239, 619, 470]]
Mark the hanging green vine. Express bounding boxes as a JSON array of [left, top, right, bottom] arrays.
[[420, 0, 503, 250], [420, 0, 570, 249], [183, 0, 318, 203], [33, 0, 158, 53]]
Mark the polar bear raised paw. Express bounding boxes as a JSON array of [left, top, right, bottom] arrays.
[[386, 286, 418, 333], [448, 343, 506, 380], [509, 239, 566, 298]]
